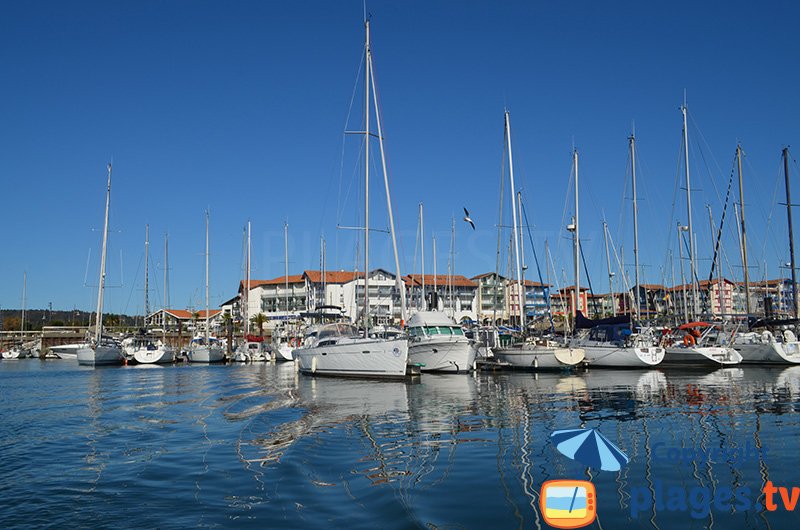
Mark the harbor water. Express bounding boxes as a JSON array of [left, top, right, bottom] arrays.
[[1, 360, 799, 529]]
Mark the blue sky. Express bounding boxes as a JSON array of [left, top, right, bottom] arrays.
[[2, 1, 799, 314]]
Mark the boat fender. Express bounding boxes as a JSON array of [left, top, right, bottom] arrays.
[[683, 334, 696, 347], [311, 356, 317, 374], [533, 356, 539, 369]]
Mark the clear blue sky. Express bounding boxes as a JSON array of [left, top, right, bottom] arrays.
[[2, 1, 799, 314]]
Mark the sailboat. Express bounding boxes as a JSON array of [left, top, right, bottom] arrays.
[[734, 148, 800, 364], [1, 272, 35, 359], [489, 112, 585, 369], [233, 222, 270, 362], [271, 222, 297, 362], [294, 18, 411, 378], [662, 107, 741, 366], [76, 164, 125, 367], [130, 225, 176, 364], [187, 210, 225, 363], [566, 148, 665, 368]]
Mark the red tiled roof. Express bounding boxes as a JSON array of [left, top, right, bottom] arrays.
[[162, 309, 222, 320], [258, 274, 305, 286], [304, 270, 364, 284], [404, 274, 477, 288], [666, 278, 736, 292], [471, 272, 507, 280], [558, 285, 590, 293]]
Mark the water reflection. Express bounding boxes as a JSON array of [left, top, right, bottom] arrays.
[[5, 360, 800, 528]]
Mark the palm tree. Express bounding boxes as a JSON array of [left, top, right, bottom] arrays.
[[221, 313, 234, 354], [250, 313, 268, 338]]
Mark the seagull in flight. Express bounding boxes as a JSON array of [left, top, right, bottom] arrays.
[[463, 207, 475, 230]]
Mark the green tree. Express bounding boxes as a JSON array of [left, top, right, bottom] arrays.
[[250, 313, 268, 338]]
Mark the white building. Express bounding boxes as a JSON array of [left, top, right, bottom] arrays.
[[404, 274, 478, 324]]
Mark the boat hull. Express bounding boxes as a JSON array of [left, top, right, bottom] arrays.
[[276, 344, 294, 361], [49, 343, 85, 360], [187, 346, 225, 363], [582, 345, 664, 367], [294, 338, 409, 378], [133, 346, 176, 364], [735, 340, 800, 364], [76, 345, 125, 366], [663, 346, 742, 366], [408, 338, 476, 372], [493, 344, 585, 369]]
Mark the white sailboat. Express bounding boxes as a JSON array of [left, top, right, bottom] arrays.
[[188, 210, 225, 363], [130, 225, 175, 364], [489, 111, 585, 369], [233, 222, 271, 362], [566, 147, 665, 367], [294, 18, 411, 378], [271, 222, 296, 362], [77, 164, 125, 367]]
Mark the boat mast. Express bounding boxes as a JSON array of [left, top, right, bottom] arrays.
[[784, 147, 798, 318], [366, 22, 407, 326], [164, 232, 169, 337], [363, 18, 371, 337], [284, 221, 289, 317], [682, 104, 699, 319], [205, 209, 210, 345], [144, 224, 150, 326], [245, 221, 251, 336], [603, 221, 615, 316], [737, 145, 751, 315], [164, 233, 169, 311], [420, 203, 425, 310], [95, 163, 112, 344], [677, 222, 688, 321], [505, 111, 525, 331], [572, 149, 580, 319], [432, 235, 437, 309], [630, 134, 641, 322]]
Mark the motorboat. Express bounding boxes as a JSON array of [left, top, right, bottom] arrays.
[[407, 311, 477, 372]]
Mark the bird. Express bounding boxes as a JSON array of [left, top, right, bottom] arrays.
[[463, 207, 475, 230]]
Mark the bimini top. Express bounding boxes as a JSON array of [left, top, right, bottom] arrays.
[[317, 323, 360, 340], [407, 311, 458, 328]]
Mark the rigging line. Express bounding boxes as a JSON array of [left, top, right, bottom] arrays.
[[556, 154, 575, 274], [744, 154, 782, 269], [521, 198, 554, 333], [663, 127, 685, 266], [707, 159, 736, 284], [336, 51, 366, 225]]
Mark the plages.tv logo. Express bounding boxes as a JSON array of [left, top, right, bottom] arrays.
[[540, 480, 596, 529], [541, 427, 630, 528]]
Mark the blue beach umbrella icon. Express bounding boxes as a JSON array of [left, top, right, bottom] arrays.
[[550, 428, 630, 472]]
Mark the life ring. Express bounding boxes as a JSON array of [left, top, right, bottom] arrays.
[[683, 334, 696, 347], [289, 337, 299, 348]]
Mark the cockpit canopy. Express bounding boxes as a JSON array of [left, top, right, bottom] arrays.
[[317, 323, 360, 340]]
